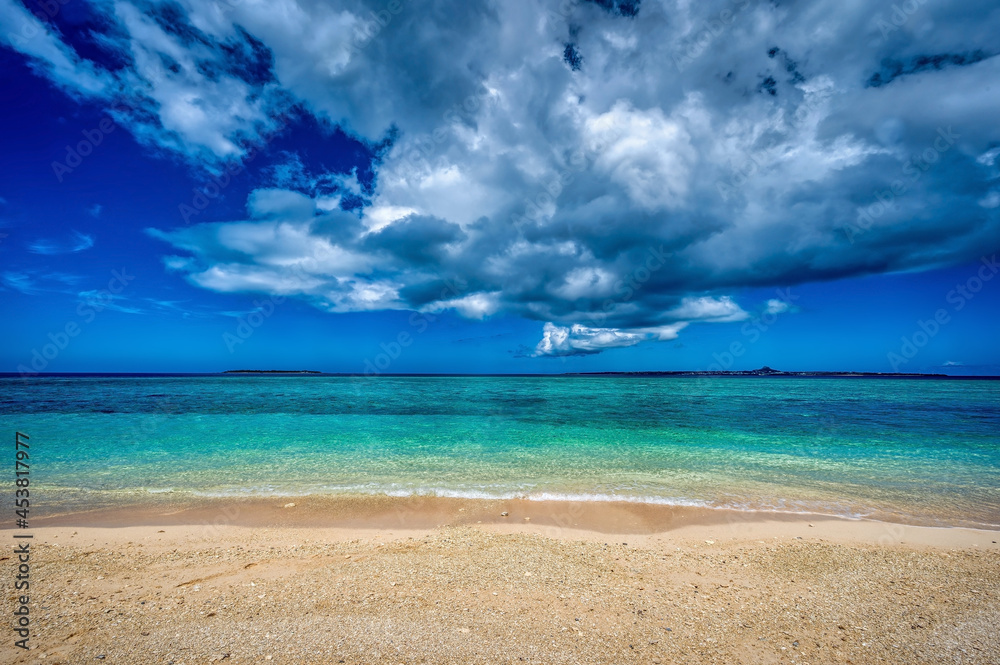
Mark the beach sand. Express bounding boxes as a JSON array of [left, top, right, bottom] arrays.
[[3, 497, 999, 664]]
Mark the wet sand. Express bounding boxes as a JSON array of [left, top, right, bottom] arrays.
[[2, 496, 998, 664]]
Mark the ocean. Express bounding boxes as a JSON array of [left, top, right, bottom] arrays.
[[2, 375, 998, 528]]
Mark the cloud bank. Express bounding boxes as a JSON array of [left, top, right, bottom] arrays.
[[4, 0, 999, 355]]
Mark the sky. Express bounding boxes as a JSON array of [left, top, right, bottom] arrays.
[[1, 0, 999, 375]]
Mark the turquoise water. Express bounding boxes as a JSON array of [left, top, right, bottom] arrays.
[[1, 375, 998, 527]]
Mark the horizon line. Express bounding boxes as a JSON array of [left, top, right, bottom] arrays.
[[3, 370, 1000, 380]]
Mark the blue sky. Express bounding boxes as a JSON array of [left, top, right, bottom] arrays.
[[1, 0, 999, 375]]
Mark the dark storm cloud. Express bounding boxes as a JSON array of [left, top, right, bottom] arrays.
[[5, 0, 998, 353]]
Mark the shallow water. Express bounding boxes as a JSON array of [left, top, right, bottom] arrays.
[[2, 375, 998, 527]]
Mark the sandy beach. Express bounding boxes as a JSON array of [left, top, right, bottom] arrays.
[[2, 497, 998, 664]]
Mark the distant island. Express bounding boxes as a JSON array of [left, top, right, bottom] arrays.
[[566, 366, 949, 378], [223, 369, 322, 374]]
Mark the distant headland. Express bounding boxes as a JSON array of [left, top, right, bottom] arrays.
[[565, 366, 949, 378]]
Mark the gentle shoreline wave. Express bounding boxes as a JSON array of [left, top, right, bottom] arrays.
[[32, 483, 1000, 530]]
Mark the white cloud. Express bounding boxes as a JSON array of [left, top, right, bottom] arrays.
[[551, 266, 617, 300], [0, 0, 290, 170], [363, 204, 420, 232], [765, 299, 791, 315], [584, 100, 695, 211], [666, 296, 749, 323], [534, 322, 646, 357], [0, 0, 111, 96], [425, 291, 502, 319], [532, 320, 690, 357]]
